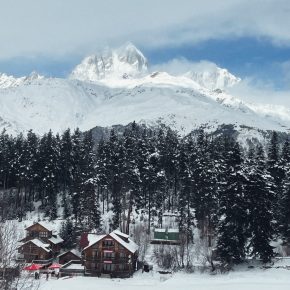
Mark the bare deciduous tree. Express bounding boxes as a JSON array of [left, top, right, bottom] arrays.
[[0, 220, 39, 290], [132, 223, 150, 262]]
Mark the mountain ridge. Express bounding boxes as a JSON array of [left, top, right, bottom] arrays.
[[0, 43, 289, 138]]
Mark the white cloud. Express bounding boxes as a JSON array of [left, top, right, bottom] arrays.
[[151, 58, 219, 75], [152, 57, 290, 108], [228, 78, 290, 107], [0, 0, 290, 60]]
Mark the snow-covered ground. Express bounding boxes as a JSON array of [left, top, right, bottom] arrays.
[[38, 267, 290, 290]]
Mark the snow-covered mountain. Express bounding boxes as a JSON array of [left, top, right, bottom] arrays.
[[70, 42, 148, 82], [0, 43, 289, 137], [184, 66, 241, 91], [0, 71, 44, 89]]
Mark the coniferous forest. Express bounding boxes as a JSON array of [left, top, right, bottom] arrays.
[[0, 122, 290, 265]]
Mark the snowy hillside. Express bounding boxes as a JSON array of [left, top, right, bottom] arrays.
[[0, 43, 289, 136]]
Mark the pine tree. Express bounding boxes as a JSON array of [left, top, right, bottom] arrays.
[[193, 130, 218, 241], [25, 130, 39, 201], [122, 124, 141, 233], [245, 145, 275, 263], [60, 218, 77, 249], [216, 139, 247, 265], [38, 130, 59, 220], [178, 142, 194, 243], [95, 139, 110, 214], [71, 128, 83, 223], [107, 130, 124, 230], [81, 131, 101, 231], [279, 139, 290, 241], [267, 131, 284, 235], [59, 129, 73, 192]]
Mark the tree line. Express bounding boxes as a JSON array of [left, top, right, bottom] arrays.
[[0, 123, 290, 266]]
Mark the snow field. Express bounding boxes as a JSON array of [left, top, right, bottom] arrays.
[[39, 267, 290, 290]]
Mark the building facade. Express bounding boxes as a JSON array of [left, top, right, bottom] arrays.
[[82, 230, 138, 278], [18, 222, 63, 263]]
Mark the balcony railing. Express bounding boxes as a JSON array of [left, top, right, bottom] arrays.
[[85, 257, 129, 264]]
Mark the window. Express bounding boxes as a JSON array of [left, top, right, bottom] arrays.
[[103, 239, 114, 247], [104, 251, 115, 259], [39, 231, 48, 238], [92, 250, 98, 258], [119, 252, 126, 258], [103, 263, 115, 271]]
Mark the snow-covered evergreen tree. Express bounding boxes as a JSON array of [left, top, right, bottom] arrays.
[[245, 144, 275, 263], [216, 138, 247, 265]]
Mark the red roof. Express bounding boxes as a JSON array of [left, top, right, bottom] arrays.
[[48, 263, 62, 269], [23, 263, 43, 271]]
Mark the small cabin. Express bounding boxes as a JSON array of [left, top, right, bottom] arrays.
[[82, 230, 138, 278], [18, 239, 52, 263], [18, 222, 63, 263], [151, 228, 180, 245], [22, 222, 53, 242], [59, 260, 84, 277], [58, 250, 81, 265]]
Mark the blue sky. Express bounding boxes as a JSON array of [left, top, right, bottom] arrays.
[[145, 37, 290, 89], [1, 37, 289, 90], [0, 0, 290, 93]]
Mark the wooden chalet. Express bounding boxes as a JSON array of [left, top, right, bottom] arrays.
[[82, 230, 138, 278], [18, 222, 63, 263], [58, 250, 81, 265], [18, 239, 52, 262]]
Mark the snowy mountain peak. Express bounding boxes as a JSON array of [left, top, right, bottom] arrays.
[[184, 65, 241, 91], [70, 42, 148, 82], [0, 71, 44, 89]]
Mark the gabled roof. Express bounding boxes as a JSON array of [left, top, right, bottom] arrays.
[[25, 221, 53, 232], [48, 235, 64, 245], [83, 230, 139, 254], [110, 231, 138, 254], [19, 238, 51, 253], [57, 249, 81, 259], [83, 234, 106, 251], [113, 230, 129, 239]]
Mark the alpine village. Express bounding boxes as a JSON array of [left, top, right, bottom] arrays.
[[0, 123, 290, 289]]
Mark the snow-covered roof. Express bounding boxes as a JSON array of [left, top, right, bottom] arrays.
[[155, 229, 166, 232], [83, 231, 138, 253], [58, 249, 81, 258], [83, 234, 106, 251], [163, 211, 179, 217], [113, 230, 129, 239], [49, 235, 64, 244], [25, 221, 53, 232], [20, 238, 51, 253], [154, 228, 179, 233], [110, 231, 138, 254], [168, 229, 179, 233], [62, 263, 84, 270]]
